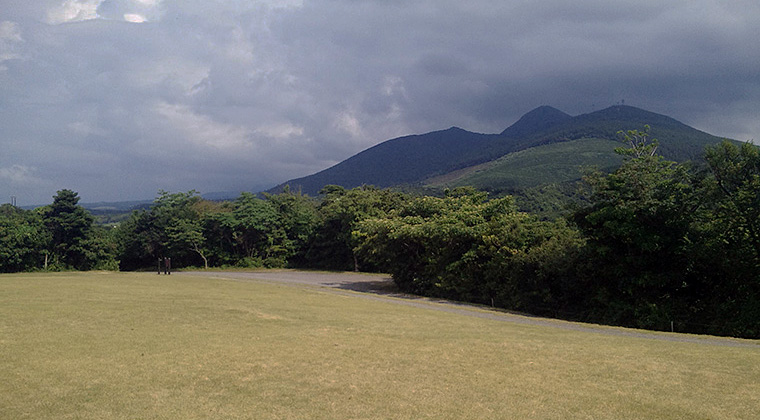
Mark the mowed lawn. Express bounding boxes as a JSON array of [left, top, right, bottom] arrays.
[[1, 272, 758, 419]]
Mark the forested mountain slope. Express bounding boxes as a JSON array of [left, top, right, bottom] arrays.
[[270, 105, 729, 196]]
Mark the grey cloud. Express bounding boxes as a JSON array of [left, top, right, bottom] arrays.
[[0, 0, 758, 205]]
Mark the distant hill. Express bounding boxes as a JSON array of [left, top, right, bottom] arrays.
[[78, 190, 244, 213], [270, 105, 730, 196]]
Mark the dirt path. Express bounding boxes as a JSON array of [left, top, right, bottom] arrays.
[[181, 270, 759, 349]]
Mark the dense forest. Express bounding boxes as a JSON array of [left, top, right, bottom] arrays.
[[1, 134, 758, 338]]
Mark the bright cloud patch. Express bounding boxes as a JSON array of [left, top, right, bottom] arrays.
[[334, 111, 363, 139], [123, 13, 146, 23], [47, 0, 101, 24], [97, 0, 164, 22]]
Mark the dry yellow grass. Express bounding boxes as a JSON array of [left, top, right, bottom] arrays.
[[1, 271, 758, 419]]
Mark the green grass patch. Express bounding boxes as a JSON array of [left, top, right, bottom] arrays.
[[429, 137, 623, 191], [1, 272, 758, 419]]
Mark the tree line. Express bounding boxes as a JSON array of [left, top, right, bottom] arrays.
[[0, 189, 118, 272], [1, 133, 758, 337]]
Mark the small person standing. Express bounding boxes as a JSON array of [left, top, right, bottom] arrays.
[[164, 257, 171, 275]]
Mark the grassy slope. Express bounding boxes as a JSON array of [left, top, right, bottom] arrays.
[[1, 272, 759, 419], [427, 137, 623, 191]]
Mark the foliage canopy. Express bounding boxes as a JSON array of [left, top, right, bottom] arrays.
[[2, 133, 758, 337]]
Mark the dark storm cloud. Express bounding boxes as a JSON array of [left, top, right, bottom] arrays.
[[1, 0, 758, 205]]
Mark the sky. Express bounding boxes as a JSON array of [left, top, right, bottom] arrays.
[[1, 0, 759, 205]]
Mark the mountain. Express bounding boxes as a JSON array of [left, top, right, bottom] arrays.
[[517, 105, 724, 161], [271, 128, 502, 195], [500, 105, 572, 138], [270, 105, 730, 196]]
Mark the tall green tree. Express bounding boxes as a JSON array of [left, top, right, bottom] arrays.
[[264, 188, 319, 266], [229, 192, 285, 267], [695, 140, 760, 336], [704, 140, 760, 264], [572, 129, 700, 329], [40, 189, 96, 270]]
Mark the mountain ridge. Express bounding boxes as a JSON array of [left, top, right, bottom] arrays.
[[270, 105, 730, 196]]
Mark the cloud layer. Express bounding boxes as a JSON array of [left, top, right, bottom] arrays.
[[1, 0, 759, 204]]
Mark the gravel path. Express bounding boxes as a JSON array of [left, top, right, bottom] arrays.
[[181, 270, 759, 349]]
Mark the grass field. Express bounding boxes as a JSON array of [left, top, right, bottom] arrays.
[[1, 271, 759, 419], [428, 137, 624, 191]]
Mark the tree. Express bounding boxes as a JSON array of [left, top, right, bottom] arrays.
[[569, 133, 760, 337], [0, 204, 47, 272], [305, 185, 407, 271], [167, 219, 209, 269], [116, 190, 315, 270], [615, 125, 659, 158], [264, 189, 319, 266], [115, 209, 159, 270], [81, 225, 120, 271], [695, 140, 760, 336], [355, 188, 584, 314], [704, 140, 760, 264], [356, 189, 497, 296], [40, 189, 96, 270], [228, 192, 285, 267], [116, 190, 211, 270], [572, 129, 700, 329]]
